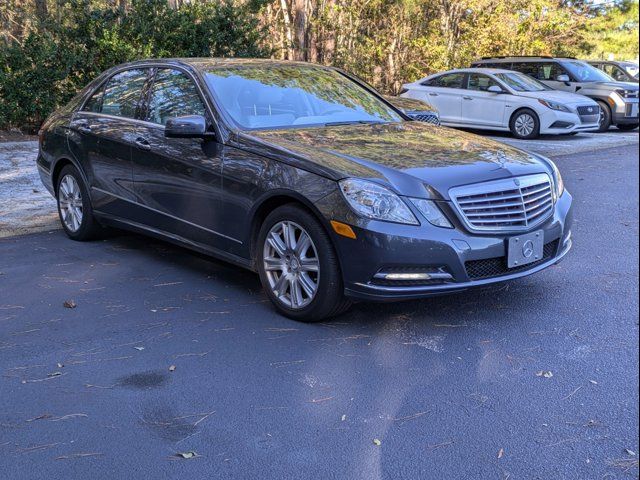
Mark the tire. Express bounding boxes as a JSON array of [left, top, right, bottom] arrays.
[[56, 164, 102, 241], [596, 101, 612, 132], [256, 204, 351, 322], [509, 109, 540, 139], [616, 123, 639, 131]]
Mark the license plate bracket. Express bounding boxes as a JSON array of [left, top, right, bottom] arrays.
[[507, 230, 544, 269]]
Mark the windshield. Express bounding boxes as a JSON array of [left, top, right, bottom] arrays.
[[561, 61, 613, 82], [495, 72, 550, 92], [204, 66, 402, 130]]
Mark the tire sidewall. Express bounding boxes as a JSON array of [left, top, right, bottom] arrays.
[[510, 109, 540, 140], [596, 101, 612, 132], [56, 165, 96, 240], [256, 205, 344, 321]]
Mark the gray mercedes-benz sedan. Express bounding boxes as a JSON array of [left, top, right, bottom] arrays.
[[37, 58, 573, 321]]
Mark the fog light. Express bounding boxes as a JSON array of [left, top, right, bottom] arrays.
[[385, 273, 434, 281], [373, 270, 453, 281]]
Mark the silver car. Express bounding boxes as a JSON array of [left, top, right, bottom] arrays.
[[472, 56, 639, 132]]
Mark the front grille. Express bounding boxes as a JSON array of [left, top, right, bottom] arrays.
[[450, 174, 554, 233], [465, 239, 559, 280], [410, 113, 440, 125], [576, 105, 600, 124]]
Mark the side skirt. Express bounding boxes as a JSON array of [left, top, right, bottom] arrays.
[[95, 212, 256, 272]]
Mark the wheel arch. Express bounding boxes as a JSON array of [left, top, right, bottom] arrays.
[[51, 156, 89, 195], [247, 189, 337, 269], [509, 106, 540, 126]]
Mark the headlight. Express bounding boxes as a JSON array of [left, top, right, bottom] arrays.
[[549, 160, 565, 199], [410, 199, 453, 228], [614, 89, 636, 99], [538, 99, 571, 113], [339, 179, 418, 225]]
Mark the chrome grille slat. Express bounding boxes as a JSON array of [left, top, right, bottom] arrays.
[[450, 173, 555, 233]]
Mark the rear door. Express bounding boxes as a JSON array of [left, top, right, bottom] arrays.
[[415, 73, 466, 123], [68, 68, 149, 215], [461, 73, 507, 127], [131, 67, 231, 250]]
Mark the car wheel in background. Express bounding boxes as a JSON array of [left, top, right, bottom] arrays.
[[509, 109, 540, 140], [596, 101, 612, 132], [616, 124, 639, 131], [256, 204, 351, 322], [56, 164, 101, 241]]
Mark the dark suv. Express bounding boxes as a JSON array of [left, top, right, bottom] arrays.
[[472, 56, 639, 131], [37, 58, 573, 321]]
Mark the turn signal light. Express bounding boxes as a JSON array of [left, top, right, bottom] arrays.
[[331, 221, 357, 240]]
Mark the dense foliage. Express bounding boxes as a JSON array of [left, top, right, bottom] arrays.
[[1, 0, 638, 130]]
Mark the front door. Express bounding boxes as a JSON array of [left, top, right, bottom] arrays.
[[131, 68, 231, 251], [461, 73, 507, 127]]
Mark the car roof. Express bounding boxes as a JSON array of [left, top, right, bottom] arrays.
[[475, 56, 577, 62], [111, 57, 328, 72], [427, 68, 517, 76]]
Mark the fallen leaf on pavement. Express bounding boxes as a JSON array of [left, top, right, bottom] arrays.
[[589, 380, 598, 385], [63, 300, 77, 309], [536, 371, 553, 378], [176, 451, 199, 459], [625, 449, 636, 456], [47, 371, 63, 377], [133, 346, 145, 351], [341, 415, 346, 421], [169, 365, 176, 372], [498, 448, 505, 459], [57, 363, 64, 368], [373, 439, 381, 446]]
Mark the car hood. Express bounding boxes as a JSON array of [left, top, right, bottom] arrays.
[[239, 122, 550, 200], [586, 81, 639, 90], [516, 89, 597, 105]]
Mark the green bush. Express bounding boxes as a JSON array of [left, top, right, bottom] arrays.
[[0, 0, 269, 130]]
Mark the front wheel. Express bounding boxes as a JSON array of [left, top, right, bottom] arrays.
[[596, 101, 612, 132], [616, 123, 639, 131], [509, 109, 540, 139], [256, 204, 351, 322]]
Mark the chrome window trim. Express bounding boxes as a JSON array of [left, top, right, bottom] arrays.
[[449, 173, 554, 234]]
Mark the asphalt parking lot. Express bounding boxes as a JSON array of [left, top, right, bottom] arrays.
[[0, 135, 638, 479]]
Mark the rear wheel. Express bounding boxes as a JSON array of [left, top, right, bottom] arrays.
[[596, 101, 612, 132], [509, 109, 540, 139], [56, 164, 101, 241], [256, 204, 351, 322], [616, 123, 639, 131]]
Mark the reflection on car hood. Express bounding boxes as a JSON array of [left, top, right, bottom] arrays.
[[386, 96, 438, 113], [516, 90, 597, 105], [242, 122, 549, 199], [588, 81, 639, 90]]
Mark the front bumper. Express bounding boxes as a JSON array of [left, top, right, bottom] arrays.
[[327, 191, 573, 301], [539, 109, 598, 134], [611, 96, 639, 125]]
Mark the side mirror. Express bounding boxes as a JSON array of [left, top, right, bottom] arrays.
[[165, 115, 209, 139], [556, 74, 570, 83], [487, 85, 504, 94]]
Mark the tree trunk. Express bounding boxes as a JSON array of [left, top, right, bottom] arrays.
[[280, 0, 295, 60], [34, 0, 48, 21], [292, 0, 308, 61]]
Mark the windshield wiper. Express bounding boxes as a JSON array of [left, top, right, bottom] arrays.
[[323, 120, 385, 126]]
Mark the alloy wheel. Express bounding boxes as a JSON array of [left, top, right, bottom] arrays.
[[263, 221, 320, 310], [58, 174, 83, 232], [514, 113, 535, 137]]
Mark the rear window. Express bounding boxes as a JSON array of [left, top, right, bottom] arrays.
[[82, 69, 149, 119], [423, 73, 465, 89]]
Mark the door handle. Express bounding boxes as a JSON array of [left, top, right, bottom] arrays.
[[135, 137, 152, 151], [428, 92, 439, 97], [463, 96, 473, 100]]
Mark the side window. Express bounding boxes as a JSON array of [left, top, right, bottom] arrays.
[[145, 69, 206, 126], [610, 66, 628, 81], [512, 62, 541, 79], [100, 69, 148, 119], [82, 86, 105, 113], [424, 73, 465, 89], [467, 74, 500, 91], [537, 62, 569, 81]]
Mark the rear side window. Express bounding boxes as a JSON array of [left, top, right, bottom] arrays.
[[511, 62, 540, 78], [423, 73, 465, 89], [537, 62, 569, 81], [83, 86, 104, 113], [145, 69, 206, 126], [98, 69, 148, 119]]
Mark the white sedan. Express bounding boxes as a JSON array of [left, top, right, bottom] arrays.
[[400, 68, 601, 139]]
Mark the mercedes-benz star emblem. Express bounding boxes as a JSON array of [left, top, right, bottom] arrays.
[[522, 240, 535, 258]]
